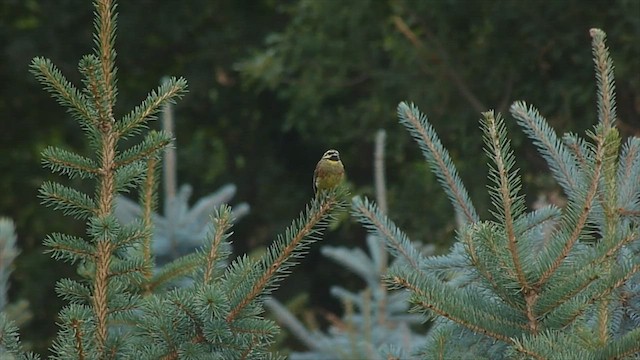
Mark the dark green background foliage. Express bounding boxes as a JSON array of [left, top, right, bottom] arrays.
[[0, 0, 638, 353]]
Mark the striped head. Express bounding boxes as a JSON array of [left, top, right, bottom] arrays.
[[322, 149, 341, 162]]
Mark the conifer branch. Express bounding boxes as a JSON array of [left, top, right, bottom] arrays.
[[226, 190, 344, 322], [30, 57, 97, 129], [515, 205, 561, 238], [563, 133, 590, 170], [352, 196, 424, 274], [617, 137, 640, 218], [510, 342, 548, 360], [141, 156, 158, 286], [39, 182, 97, 220], [203, 206, 233, 285], [44, 233, 95, 264], [117, 78, 188, 138], [390, 276, 514, 344], [535, 134, 604, 287], [42, 147, 99, 179], [87, 1, 119, 352], [107, 259, 145, 280], [618, 138, 640, 181], [112, 222, 148, 247], [511, 330, 595, 360], [463, 223, 524, 310], [169, 296, 206, 344], [594, 263, 640, 306], [71, 318, 86, 359], [481, 111, 529, 292], [460, 227, 498, 288], [0, 315, 36, 358], [94, 0, 117, 112], [510, 102, 582, 197], [397, 102, 479, 225], [263, 297, 323, 351], [115, 130, 173, 168], [548, 262, 640, 329], [536, 268, 599, 317], [148, 253, 201, 291], [601, 129, 621, 235], [352, 27, 637, 359], [590, 28, 617, 129], [93, 242, 112, 352], [93, 129, 117, 353], [79, 54, 112, 124], [595, 228, 637, 265], [596, 299, 609, 344], [598, 327, 640, 359], [56, 279, 92, 305], [161, 95, 177, 201]]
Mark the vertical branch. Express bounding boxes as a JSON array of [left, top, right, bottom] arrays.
[[35, 0, 189, 356], [160, 83, 178, 257], [203, 207, 232, 285], [374, 130, 388, 214], [71, 319, 86, 359], [161, 77, 177, 203], [141, 156, 159, 291], [94, 130, 116, 352], [93, 0, 117, 352], [596, 298, 609, 344], [601, 128, 621, 234], [483, 112, 528, 290], [373, 130, 388, 325], [95, 0, 117, 113], [589, 30, 619, 345], [536, 129, 605, 287], [589, 28, 617, 129]]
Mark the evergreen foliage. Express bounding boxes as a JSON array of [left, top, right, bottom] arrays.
[[351, 28, 640, 359], [266, 233, 432, 360], [3, 2, 639, 349], [129, 194, 346, 359], [266, 131, 433, 359], [0, 0, 346, 358], [115, 98, 250, 266]]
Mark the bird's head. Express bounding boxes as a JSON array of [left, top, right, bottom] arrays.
[[323, 149, 340, 161]]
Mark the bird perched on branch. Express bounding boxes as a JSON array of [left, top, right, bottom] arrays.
[[313, 149, 345, 194]]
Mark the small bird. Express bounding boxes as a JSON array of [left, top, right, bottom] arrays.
[[313, 149, 345, 194]]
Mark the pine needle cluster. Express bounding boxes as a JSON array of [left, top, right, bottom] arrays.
[[352, 28, 639, 359]]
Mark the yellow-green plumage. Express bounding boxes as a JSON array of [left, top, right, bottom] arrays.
[[313, 149, 345, 193]]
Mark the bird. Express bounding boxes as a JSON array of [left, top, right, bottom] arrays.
[[313, 149, 345, 194]]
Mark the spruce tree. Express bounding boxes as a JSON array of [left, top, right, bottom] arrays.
[[352, 28, 640, 359]]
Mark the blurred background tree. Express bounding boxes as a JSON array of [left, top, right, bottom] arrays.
[[0, 0, 638, 353]]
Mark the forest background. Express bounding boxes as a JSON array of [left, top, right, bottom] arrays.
[[0, 0, 638, 353]]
